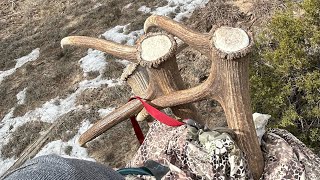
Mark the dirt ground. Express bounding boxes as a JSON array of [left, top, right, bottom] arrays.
[[0, 0, 282, 169]]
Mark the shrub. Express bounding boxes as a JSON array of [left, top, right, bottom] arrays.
[[250, 0, 320, 153]]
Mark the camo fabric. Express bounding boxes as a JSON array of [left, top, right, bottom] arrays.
[[261, 128, 320, 180], [127, 121, 252, 179], [126, 121, 320, 180]]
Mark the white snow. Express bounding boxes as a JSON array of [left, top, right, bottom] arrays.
[[15, 48, 40, 68], [0, 157, 15, 177], [253, 112, 271, 145], [79, 49, 107, 77], [0, 48, 40, 84], [138, 6, 151, 13], [16, 88, 27, 105], [98, 108, 115, 117], [138, 0, 209, 21], [36, 120, 95, 162], [101, 25, 144, 46]]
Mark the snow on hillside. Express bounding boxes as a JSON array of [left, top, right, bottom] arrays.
[[0, 48, 40, 84], [0, 0, 210, 175]]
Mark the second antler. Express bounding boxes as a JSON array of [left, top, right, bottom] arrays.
[[143, 15, 264, 179], [62, 14, 264, 179]]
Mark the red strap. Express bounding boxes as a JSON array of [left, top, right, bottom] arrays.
[[132, 96, 184, 126], [130, 116, 145, 145], [128, 96, 184, 145]]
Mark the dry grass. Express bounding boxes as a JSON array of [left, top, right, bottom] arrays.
[[64, 145, 73, 155], [186, 0, 246, 33], [102, 58, 126, 80], [76, 84, 132, 111], [86, 71, 100, 80], [49, 110, 100, 142], [87, 120, 149, 167], [12, 104, 28, 117], [1, 121, 50, 159]]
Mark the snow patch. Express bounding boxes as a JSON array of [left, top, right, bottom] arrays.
[[16, 88, 27, 105], [0, 157, 15, 177], [138, 0, 209, 21], [101, 25, 144, 46], [36, 120, 95, 162], [79, 49, 107, 77], [98, 108, 115, 117], [0, 48, 40, 84], [15, 48, 40, 68], [138, 6, 151, 13]]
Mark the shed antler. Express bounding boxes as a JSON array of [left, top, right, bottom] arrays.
[[61, 32, 201, 145], [144, 15, 264, 179], [62, 15, 264, 178], [61, 36, 137, 61]]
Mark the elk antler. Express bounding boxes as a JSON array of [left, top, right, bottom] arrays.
[[144, 15, 211, 56], [61, 33, 201, 146], [144, 15, 263, 179], [135, 33, 201, 121], [61, 36, 137, 62]]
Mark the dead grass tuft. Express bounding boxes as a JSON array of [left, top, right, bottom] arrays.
[[64, 145, 73, 155], [186, 0, 246, 32], [49, 110, 100, 142], [76, 84, 132, 110], [87, 120, 149, 167], [12, 104, 28, 117], [125, 13, 150, 32], [86, 71, 100, 80], [177, 49, 211, 88], [1, 121, 50, 159], [102, 59, 126, 80]]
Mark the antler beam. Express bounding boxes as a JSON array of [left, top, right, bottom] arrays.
[[62, 33, 202, 146], [61, 36, 137, 61], [144, 15, 211, 56], [144, 15, 264, 179]]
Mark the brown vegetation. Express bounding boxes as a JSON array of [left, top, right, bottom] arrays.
[[1, 121, 50, 159]]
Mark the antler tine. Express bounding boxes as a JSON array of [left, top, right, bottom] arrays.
[[144, 15, 211, 55], [151, 61, 219, 108], [78, 99, 143, 146], [61, 36, 137, 62]]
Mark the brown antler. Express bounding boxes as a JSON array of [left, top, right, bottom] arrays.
[[144, 15, 264, 179], [62, 33, 201, 146], [135, 33, 201, 121], [144, 15, 211, 56], [61, 36, 137, 62]]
